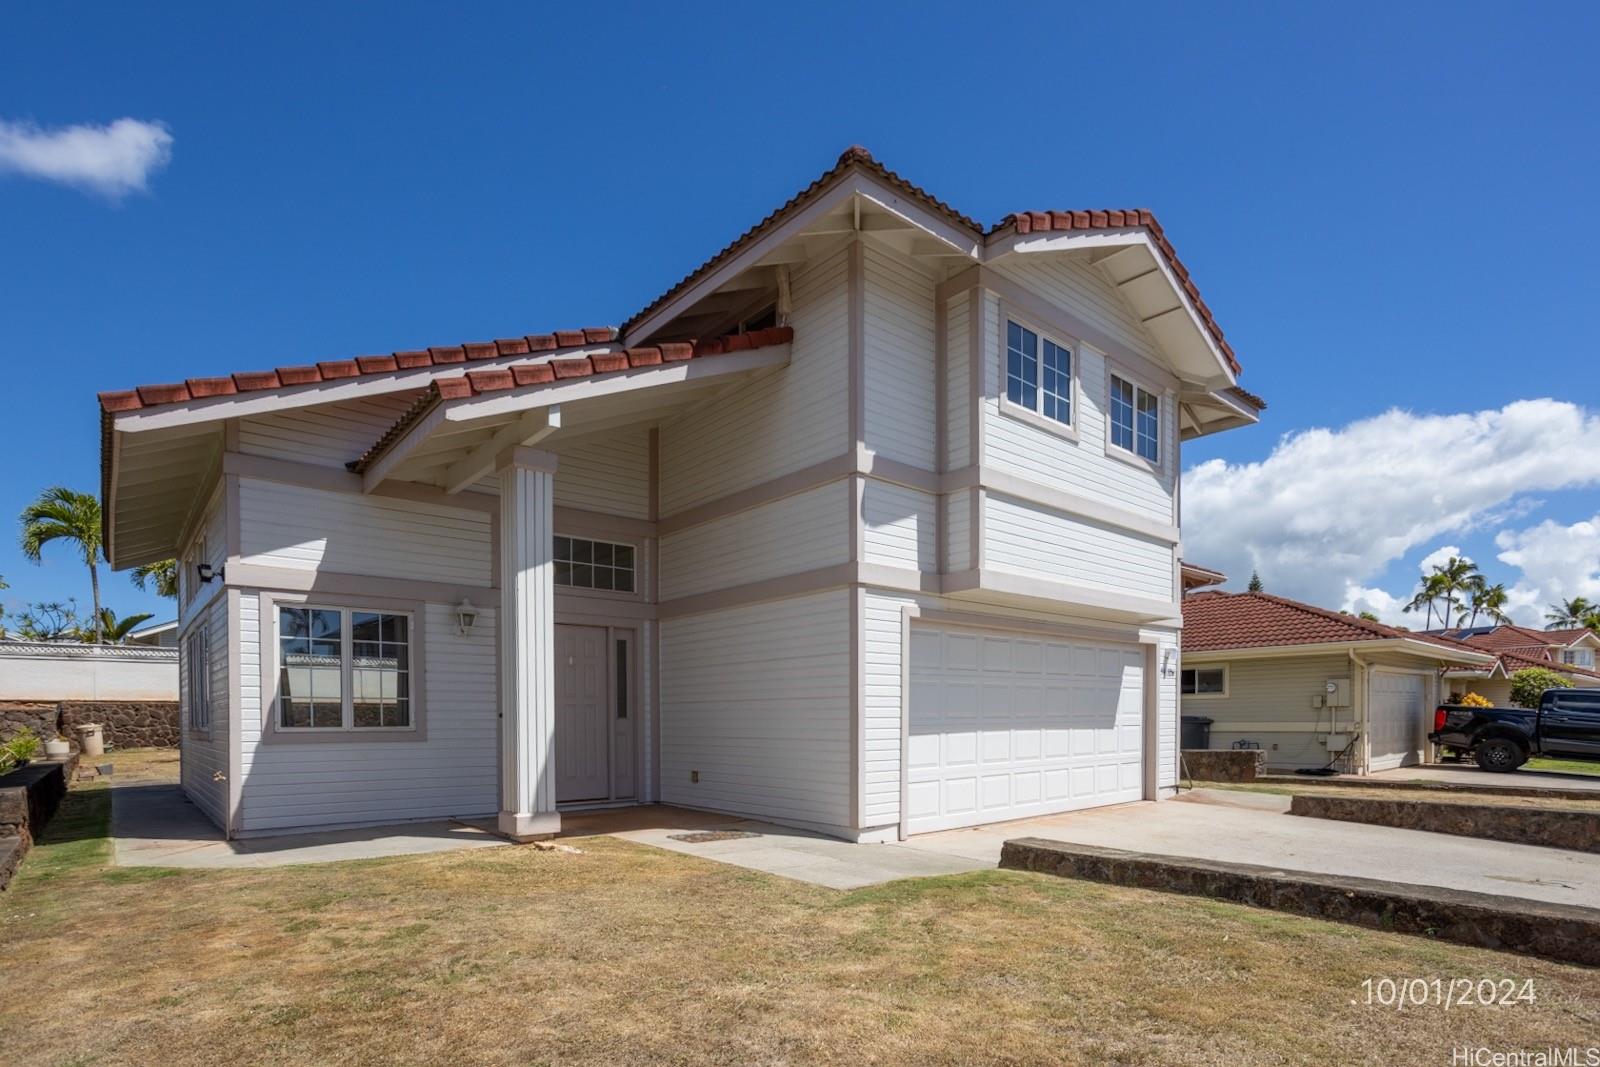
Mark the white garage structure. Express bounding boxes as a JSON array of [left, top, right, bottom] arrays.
[[1367, 669, 1429, 772], [905, 622, 1147, 833]]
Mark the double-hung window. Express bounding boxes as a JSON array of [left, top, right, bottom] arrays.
[[278, 605, 412, 731], [1110, 374, 1161, 464], [1005, 319, 1073, 427], [185, 628, 210, 732]]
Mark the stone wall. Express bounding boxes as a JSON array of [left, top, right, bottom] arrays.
[[1, 700, 179, 752], [0, 756, 75, 890], [1290, 794, 1600, 854], [1181, 748, 1267, 783]]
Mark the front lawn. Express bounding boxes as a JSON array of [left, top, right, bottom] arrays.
[[1, 758, 1596, 1065], [1526, 756, 1600, 777]]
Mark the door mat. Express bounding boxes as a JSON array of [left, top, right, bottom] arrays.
[[667, 830, 761, 844]]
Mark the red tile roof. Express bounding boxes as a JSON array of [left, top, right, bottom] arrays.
[[1543, 627, 1599, 646], [347, 326, 794, 474], [1498, 649, 1600, 681], [1182, 591, 1485, 657], [98, 327, 620, 414], [1453, 624, 1566, 653]]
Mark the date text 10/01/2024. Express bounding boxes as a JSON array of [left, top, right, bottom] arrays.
[[1360, 978, 1536, 1010]]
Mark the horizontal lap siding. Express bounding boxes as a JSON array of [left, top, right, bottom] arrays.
[[980, 286, 1177, 525], [985, 493, 1174, 601], [991, 255, 1162, 362], [659, 246, 848, 515], [238, 479, 491, 586], [945, 293, 970, 470], [660, 591, 850, 830], [658, 482, 849, 601], [179, 596, 229, 829], [861, 480, 936, 573], [862, 242, 936, 470], [238, 600, 498, 831], [550, 432, 650, 519], [945, 491, 971, 572], [1141, 626, 1179, 789], [1183, 654, 1352, 771], [238, 394, 421, 469]]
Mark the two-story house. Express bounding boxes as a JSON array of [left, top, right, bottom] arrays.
[[98, 147, 1262, 842]]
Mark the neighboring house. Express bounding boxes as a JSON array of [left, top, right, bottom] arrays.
[[127, 619, 179, 648], [98, 146, 1262, 841], [1427, 624, 1600, 705], [1180, 592, 1496, 774], [1179, 561, 1227, 594]]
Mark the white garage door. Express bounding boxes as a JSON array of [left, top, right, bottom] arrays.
[[906, 625, 1145, 834], [1369, 670, 1427, 772]]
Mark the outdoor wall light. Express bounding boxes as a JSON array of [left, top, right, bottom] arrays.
[[196, 562, 223, 584], [1161, 648, 1176, 678], [454, 597, 479, 636]]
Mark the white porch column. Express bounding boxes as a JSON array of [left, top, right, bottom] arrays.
[[497, 446, 560, 840]]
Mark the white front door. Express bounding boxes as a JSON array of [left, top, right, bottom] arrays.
[[555, 625, 610, 802], [906, 625, 1145, 834], [1368, 670, 1426, 772]]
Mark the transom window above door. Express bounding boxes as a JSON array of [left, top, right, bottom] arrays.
[[1109, 373, 1161, 464], [1005, 319, 1073, 427], [554, 536, 635, 593]]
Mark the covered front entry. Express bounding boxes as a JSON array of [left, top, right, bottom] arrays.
[[1368, 669, 1427, 771], [905, 624, 1145, 834], [554, 624, 637, 804]]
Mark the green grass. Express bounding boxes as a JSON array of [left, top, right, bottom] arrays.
[[1525, 756, 1600, 777]]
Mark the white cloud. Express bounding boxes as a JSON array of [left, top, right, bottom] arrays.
[[1495, 515, 1600, 626], [1340, 583, 1412, 626], [1417, 545, 1466, 573], [0, 117, 172, 198], [1183, 400, 1600, 611]]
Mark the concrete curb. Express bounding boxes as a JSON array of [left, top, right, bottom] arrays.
[[999, 837, 1600, 968], [1290, 794, 1600, 854], [1254, 773, 1600, 803]]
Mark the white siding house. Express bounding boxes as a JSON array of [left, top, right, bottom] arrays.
[[100, 147, 1261, 841]]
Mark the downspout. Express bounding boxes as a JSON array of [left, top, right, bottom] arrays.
[[1349, 649, 1370, 776]]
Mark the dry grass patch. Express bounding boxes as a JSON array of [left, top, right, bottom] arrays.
[[0, 771, 1596, 1065]]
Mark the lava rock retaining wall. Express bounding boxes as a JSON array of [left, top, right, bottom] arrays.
[[1290, 793, 1600, 854]]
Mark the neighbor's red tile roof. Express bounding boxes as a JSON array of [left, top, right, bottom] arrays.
[[1499, 649, 1600, 681], [1453, 624, 1567, 653], [1181, 591, 1483, 656], [97, 327, 621, 414], [347, 327, 794, 474], [1543, 627, 1599, 646]]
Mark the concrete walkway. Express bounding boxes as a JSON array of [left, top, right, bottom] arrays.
[[902, 790, 1600, 909], [1367, 763, 1600, 792], [112, 784, 507, 869]]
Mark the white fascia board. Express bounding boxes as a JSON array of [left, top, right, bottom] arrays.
[[625, 173, 982, 347], [1189, 639, 1498, 664], [992, 227, 1237, 386]]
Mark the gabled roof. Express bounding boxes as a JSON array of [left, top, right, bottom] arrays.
[[1544, 627, 1600, 647], [1182, 591, 1492, 662], [1428, 623, 1596, 654]]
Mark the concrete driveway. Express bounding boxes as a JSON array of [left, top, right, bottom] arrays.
[[902, 789, 1600, 909], [1367, 763, 1600, 792]]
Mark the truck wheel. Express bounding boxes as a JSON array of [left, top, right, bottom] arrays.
[[1474, 738, 1525, 772]]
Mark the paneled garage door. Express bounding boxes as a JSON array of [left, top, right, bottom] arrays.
[[1369, 670, 1427, 772], [906, 625, 1145, 834]]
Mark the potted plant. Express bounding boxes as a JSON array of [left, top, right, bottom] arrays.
[[43, 733, 71, 759], [0, 728, 42, 774]]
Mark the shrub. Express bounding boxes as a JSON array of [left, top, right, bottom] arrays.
[[1509, 667, 1573, 709], [1458, 691, 1494, 708], [0, 728, 41, 774]]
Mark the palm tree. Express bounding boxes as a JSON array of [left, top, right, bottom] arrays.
[[1432, 556, 1482, 629], [19, 487, 105, 643], [131, 558, 178, 599], [1466, 583, 1512, 628], [1403, 572, 1450, 630], [78, 608, 155, 644], [1546, 597, 1596, 630]]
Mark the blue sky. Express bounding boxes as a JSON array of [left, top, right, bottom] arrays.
[[2, 2, 1597, 629]]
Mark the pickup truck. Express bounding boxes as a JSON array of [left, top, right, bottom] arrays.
[[1430, 688, 1600, 771]]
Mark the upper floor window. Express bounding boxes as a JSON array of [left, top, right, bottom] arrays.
[[555, 536, 635, 593], [278, 605, 412, 730], [1110, 374, 1160, 464], [1005, 319, 1072, 427], [1562, 648, 1595, 669]]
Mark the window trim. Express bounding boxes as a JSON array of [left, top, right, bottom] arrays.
[[1105, 368, 1165, 472], [997, 308, 1080, 442], [185, 626, 211, 737], [553, 534, 640, 600], [259, 590, 429, 744], [1180, 665, 1228, 698]]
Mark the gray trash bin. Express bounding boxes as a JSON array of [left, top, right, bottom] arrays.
[[1180, 715, 1213, 750]]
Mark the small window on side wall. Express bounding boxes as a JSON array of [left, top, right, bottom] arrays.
[[1110, 374, 1160, 464], [1181, 667, 1226, 695], [1005, 319, 1072, 427]]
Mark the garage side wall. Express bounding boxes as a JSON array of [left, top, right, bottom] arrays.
[[1182, 654, 1353, 772]]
